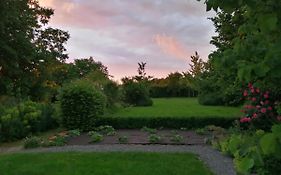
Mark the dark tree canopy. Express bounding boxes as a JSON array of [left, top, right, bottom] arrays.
[[0, 0, 69, 98]]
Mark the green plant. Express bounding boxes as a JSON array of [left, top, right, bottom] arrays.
[[95, 125, 116, 136], [24, 136, 41, 149], [170, 134, 184, 143], [88, 131, 103, 143], [118, 136, 128, 143], [68, 129, 81, 137], [59, 80, 106, 131], [48, 135, 67, 146], [216, 124, 281, 174], [141, 126, 157, 134], [148, 134, 161, 143], [195, 128, 206, 135], [121, 79, 153, 107]]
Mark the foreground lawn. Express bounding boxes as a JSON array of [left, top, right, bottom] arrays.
[[110, 98, 241, 118], [0, 152, 213, 175]]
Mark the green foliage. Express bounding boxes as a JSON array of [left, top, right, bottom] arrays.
[[59, 80, 106, 131], [121, 79, 153, 106], [216, 124, 281, 174], [198, 92, 224, 106], [0, 0, 69, 98], [200, 0, 281, 105], [0, 100, 56, 142], [170, 134, 184, 143], [148, 134, 162, 143], [24, 136, 41, 149], [118, 136, 128, 144], [141, 126, 157, 134], [67, 129, 81, 137], [48, 135, 66, 147], [88, 131, 103, 143], [95, 125, 116, 136]]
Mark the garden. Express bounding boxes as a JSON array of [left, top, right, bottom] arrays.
[[1, 0, 281, 175]]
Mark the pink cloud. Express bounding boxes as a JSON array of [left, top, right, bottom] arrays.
[[154, 34, 189, 59]]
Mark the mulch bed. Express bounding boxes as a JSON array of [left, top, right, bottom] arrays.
[[67, 129, 208, 145]]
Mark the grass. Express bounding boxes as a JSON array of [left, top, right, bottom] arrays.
[[110, 98, 241, 118], [0, 152, 213, 175]]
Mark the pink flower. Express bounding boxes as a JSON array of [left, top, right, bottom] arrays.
[[240, 117, 251, 123], [265, 100, 269, 104], [243, 90, 248, 97], [277, 116, 281, 121], [252, 113, 258, 119], [251, 88, 255, 93], [261, 108, 267, 113], [260, 101, 264, 105], [256, 88, 260, 93], [248, 83, 253, 88], [252, 97, 256, 102], [268, 106, 272, 111], [256, 105, 261, 109], [264, 94, 269, 99]]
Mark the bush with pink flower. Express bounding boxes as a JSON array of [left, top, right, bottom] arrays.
[[239, 83, 279, 130]]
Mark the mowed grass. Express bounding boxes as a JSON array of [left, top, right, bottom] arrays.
[[0, 152, 213, 175], [111, 98, 241, 118]]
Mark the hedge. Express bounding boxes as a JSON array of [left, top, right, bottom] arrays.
[[96, 116, 237, 129]]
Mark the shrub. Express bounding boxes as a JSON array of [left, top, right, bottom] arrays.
[[148, 134, 161, 143], [68, 129, 81, 137], [88, 131, 103, 143], [122, 80, 153, 106], [95, 125, 116, 136], [141, 126, 157, 134], [239, 83, 279, 130], [24, 136, 41, 149], [118, 136, 128, 143], [170, 134, 184, 143], [0, 100, 56, 142], [59, 80, 106, 131], [198, 92, 224, 106], [216, 124, 281, 174], [103, 81, 120, 109]]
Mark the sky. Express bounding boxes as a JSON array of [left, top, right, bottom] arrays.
[[39, 0, 216, 81]]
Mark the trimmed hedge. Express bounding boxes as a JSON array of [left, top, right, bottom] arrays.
[[60, 80, 106, 131], [97, 116, 237, 129]]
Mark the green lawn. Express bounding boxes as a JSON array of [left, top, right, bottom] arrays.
[[0, 152, 213, 175], [110, 98, 241, 118]]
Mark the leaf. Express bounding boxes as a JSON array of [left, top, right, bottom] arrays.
[[257, 13, 278, 32], [253, 63, 270, 77], [228, 135, 241, 155], [236, 157, 254, 174], [260, 133, 277, 155], [272, 124, 281, 140]]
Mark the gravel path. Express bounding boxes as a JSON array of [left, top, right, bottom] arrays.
[[3, 144, 236, 175]]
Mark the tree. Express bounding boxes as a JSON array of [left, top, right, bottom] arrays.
[[201, 0, 281, 102], [0, 0, 69, 99]]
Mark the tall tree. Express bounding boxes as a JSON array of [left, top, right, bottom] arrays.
[[0, 0, 69, 99]]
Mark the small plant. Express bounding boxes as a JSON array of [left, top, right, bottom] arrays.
[[195, 128, 206, 135], [148, 134, 161, 143], [170, 134, 184, 143], [141, 126, 157, 134], [24, 136, 41, 149], [118, 136, 128, 144], [171, 130, 178, 135], [95, 125, 116, 136], [48, 135, 66, 146], [68, 129, 81, 137], [88, 131, 103, 143]]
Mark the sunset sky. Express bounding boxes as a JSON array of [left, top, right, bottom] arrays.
[[40, 0, 216, 81]]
